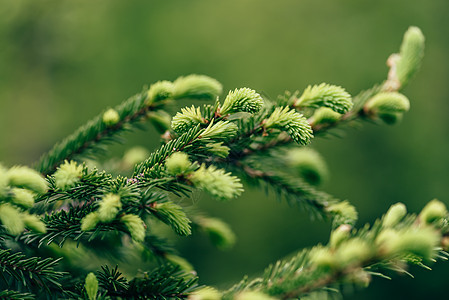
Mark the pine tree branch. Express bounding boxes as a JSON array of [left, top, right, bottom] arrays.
[[0, 248, 66, 293], [0, 290, 35, 300]]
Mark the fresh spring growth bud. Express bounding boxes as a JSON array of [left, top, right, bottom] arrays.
[[147, 110, 172, 133], [81, 212, 100, 231], [85, 272, 99, 300], [198, 217, 236, 250], [171, 105, 204, 133], [365, 92, 410, 116], [335, 238, 371, 267], [204, 142, 230, 158], [383, 202, 407, 228], [286, 148, 328, 186], [22, 213, 46, 233], [153, 202, 192, 236], [123, 146, 150, 168], [376, 227, 440, 260], [121, 214, 146, 242], [419, 199, 448, 225], [397, 26, 425, 87], [173, 74, 222, 100], [53, 160, 83, 190], [11, 188, 35, 209], [329, 224, 352, 249], [263, 107, 313, 145], [294, 83, 353, 114], [98, 194, 122, 222], [310, 107, 342, 126], [309, 246, 336, 269], [188, 287, 222, 300], [327, 201, 358, 227], [165, 152, 192, 175], [190, 164, 243, 201], [7, 166, 48, 194], [165, 253, 194, 271], [200, 120, 238, 141], [102, 108, 120, 126], [146, 80, 174, 105], [0, 203, 25, 235], [219, 88, 264, 115], [235, 291, 277, 300]]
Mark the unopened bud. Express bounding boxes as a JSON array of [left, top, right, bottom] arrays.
[[0, 203, 24, 235], [7, 166, 48, 194], [53, 160, 83, 190], [165, 152, 192, 175], [85, 272, 98, 300], [98, 194, 122, 222], [330, 224, 351, 248], [81, 212, 100, 231], [102, 108, 120, 126], [419, 199, 448, 225], [383, 202, 407, 227]]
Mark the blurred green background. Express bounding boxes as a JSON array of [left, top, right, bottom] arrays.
[[1, 0, 449, 298]]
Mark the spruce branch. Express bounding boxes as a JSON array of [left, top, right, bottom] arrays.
[[96, 264, 199, 299], [224, 201, 448, 300], [0, 248, 65, 293], [0, 290, 35, 300], [35, 75, 222, 176]]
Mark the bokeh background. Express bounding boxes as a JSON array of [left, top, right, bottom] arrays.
[[1, 0, 449, 298]]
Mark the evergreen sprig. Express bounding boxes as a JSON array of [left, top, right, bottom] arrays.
[[35, 75, 222, 176], [223, 201, 448, 299], [0, 26, 435, 299], [0, 248, 65, 293]]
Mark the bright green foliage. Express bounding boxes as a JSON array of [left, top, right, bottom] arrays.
[[294, 83, 353, 114], [329, 224, 351, 248], [396, 26, 425, 87], [81, 212, 100, 231], [146, 80, 174, 105], [165, 152, 192, 175], [171, 105, 204, 133], [153, 202, 192, 236], [200, 120, 238, 140], [190, 164, 243, 201], [85, 272, 99, 300], [419, 199, 448, 225], [0, 203, 24, 235], [326, 201, 358, 227], [263, 106, 313, 145], [22, 213, 46, 233], [0, 27, 439, 300], [7, 166, 48, 194], [172, 74, 223, 100], [11, 188, 35, 209], [121, 214, 146, 242], [376, 227, 440, 260], [204, 142, 230, 158], [190, 286, 222, 300], [382, 202, 407, 227], [310, 107, 341, 126], [97, 193, 122, 222], [365, 92, 410, 124], [220, 88, 264, 115], [102, 108, 120, 126], [53, 160, 83, 190]]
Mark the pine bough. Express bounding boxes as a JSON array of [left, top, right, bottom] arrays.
[[1, 27, 444, 299]]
